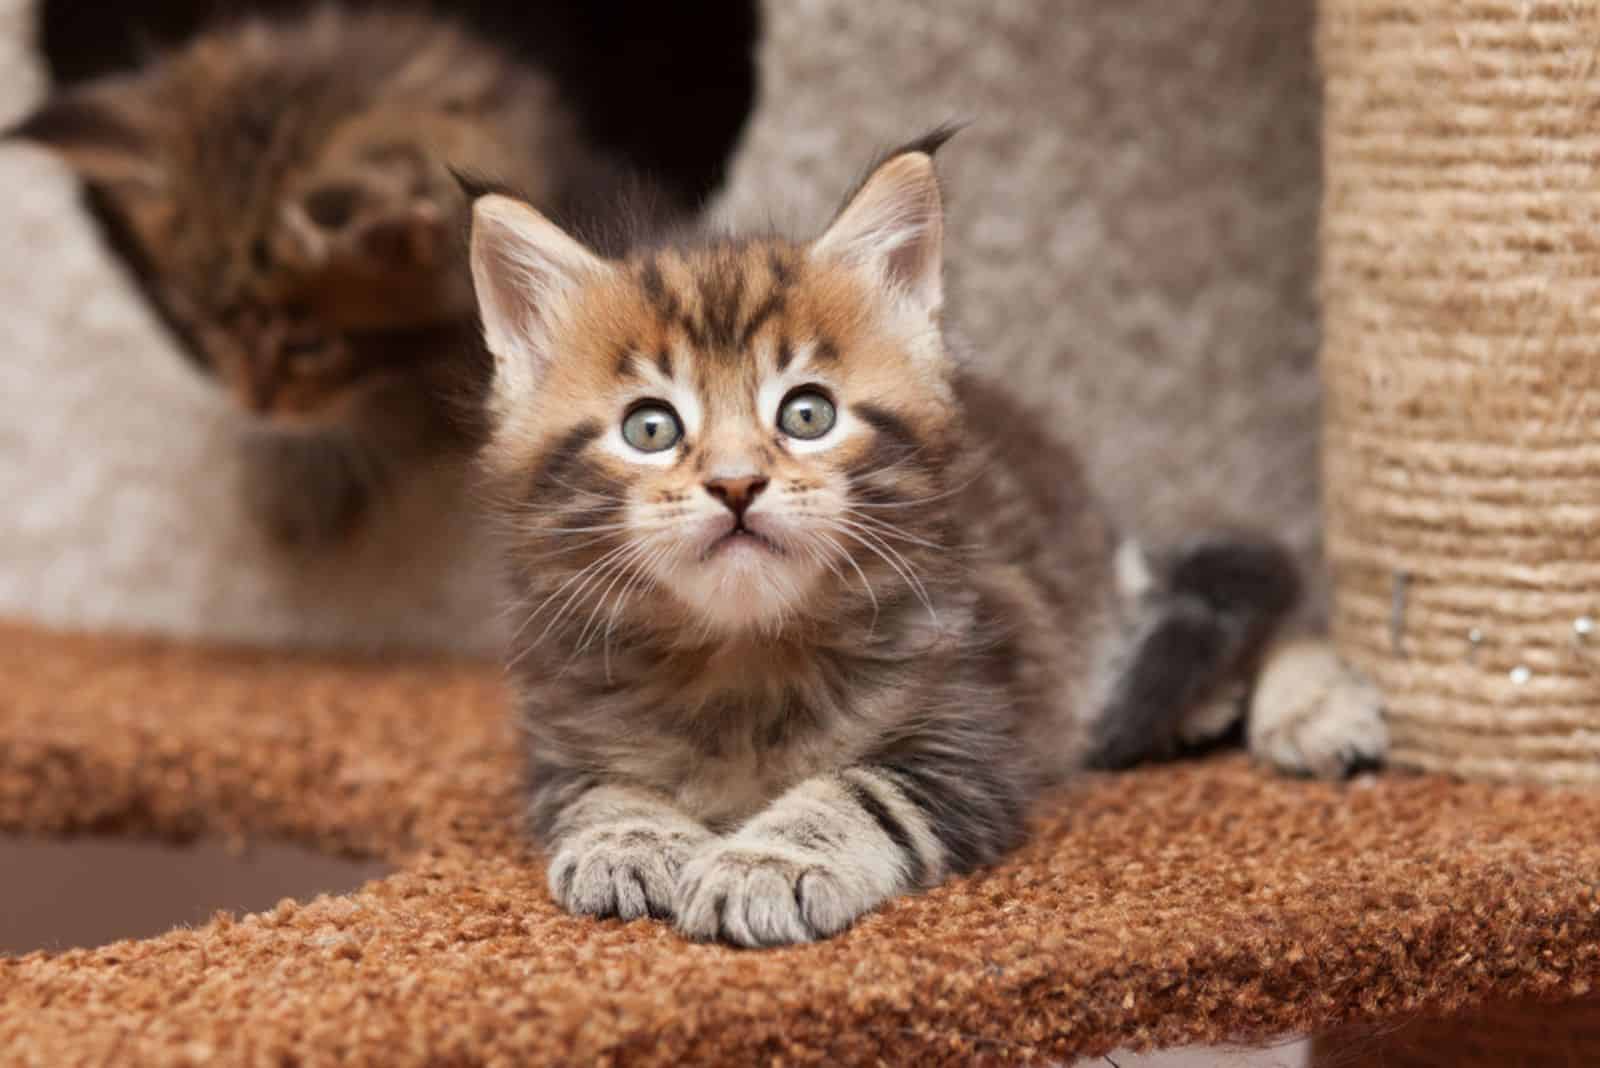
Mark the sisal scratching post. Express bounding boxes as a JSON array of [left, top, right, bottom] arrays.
[[1320, 0, 1600, 786]]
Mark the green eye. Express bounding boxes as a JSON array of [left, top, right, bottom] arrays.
[[621, 402, 683, 452], [778, 389, 837, 440]]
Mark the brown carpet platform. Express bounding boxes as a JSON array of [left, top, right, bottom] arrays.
[[1, 622, 1596, 1066]]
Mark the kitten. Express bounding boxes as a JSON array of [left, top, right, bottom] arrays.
[[467, 131, 1298, 946], [8, 7, 644, 547]]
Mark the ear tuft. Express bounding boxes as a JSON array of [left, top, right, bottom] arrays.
[[812, 138, 948, 318], [893, 121, 966, 161], [7, 85, 165, 191], [449, 166, 523, 204], [469, 194, 609, 413]]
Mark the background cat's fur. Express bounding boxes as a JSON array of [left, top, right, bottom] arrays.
[[11, 8, 669, 546], [0, 0, 1323, 653]]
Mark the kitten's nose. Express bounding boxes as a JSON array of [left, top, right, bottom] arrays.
[[704, 475, 769, 521]]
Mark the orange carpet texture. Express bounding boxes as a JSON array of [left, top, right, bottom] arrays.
[[0, 623, 1596, 1066]]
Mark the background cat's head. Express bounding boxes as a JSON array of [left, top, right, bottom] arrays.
[[472, 133, 963, 639], [9, 9, 590, 428]]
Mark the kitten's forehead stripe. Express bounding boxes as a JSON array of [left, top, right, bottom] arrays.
[[736, 290, 784, 351], [697, 260, 748, 354], [626, 241, 805, 369]]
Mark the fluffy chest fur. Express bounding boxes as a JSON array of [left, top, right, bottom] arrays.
[[523, 582, 989, 818]]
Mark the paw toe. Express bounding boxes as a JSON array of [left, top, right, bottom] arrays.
[[549, 826, 690, 922], [674, 847, 837, 948]]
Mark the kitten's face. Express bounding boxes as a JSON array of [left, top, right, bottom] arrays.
[[473, 148, 954, 636]]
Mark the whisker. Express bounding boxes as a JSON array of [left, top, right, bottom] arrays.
[[533, 472, 630, 505], [538, 541, 651, 652], [510, 532, 622, 564], [573, 537, 661, 657], [601, 541, 673, 679], [820, 520, 939, 626], [849, 465, 988, 511], [503, 540, 639, 670], [812, 529, 880, 632], [841, 508, 946, 551]]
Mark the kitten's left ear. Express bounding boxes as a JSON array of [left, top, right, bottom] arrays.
[[6, 82, 166, 193], [469, 193, 611, 411], [812, 134, 950, 320]]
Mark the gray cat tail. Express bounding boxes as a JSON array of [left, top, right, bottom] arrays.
[[1087, 532, 1300, 770]]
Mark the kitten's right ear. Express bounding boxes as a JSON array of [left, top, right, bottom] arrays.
[[6, 85, 165, 192], [469, 194, 609, 408]]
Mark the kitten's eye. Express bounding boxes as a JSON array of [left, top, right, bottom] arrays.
[[622, 402, 683, 453], [778, 388, 837, 440]]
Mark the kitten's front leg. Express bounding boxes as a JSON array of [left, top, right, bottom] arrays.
[[675, 762, 1016, 947], [540, 778, 713, 922]]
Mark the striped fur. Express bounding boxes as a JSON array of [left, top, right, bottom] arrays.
[[470, 136, 1291, 945]]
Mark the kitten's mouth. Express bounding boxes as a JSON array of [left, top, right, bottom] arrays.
[[704, 521, 782, 560]]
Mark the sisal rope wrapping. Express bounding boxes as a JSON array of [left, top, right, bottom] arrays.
[[1320, 0, 1600, 785]]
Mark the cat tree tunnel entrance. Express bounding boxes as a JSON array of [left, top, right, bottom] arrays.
[[37, 0, 761, 214]]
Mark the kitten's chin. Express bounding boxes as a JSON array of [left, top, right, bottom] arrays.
[[667, 548, 822, 636]]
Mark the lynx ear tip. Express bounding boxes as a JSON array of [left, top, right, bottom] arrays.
[[452, 167, 527, 209], [898, 121, 967, 162]]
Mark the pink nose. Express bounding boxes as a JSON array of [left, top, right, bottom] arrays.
[[704, 476, 769, 520]]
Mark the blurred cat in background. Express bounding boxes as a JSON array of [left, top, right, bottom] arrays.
[[9, 7, 665, 547]]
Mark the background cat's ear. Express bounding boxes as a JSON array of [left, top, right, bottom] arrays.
[[469, 193, 609, 404], [6, 83, 165, 192], [812, 133, 951, 319]]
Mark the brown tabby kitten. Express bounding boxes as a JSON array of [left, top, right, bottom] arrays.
[[9, 7, 632, 546], [468, 132, 1297, 946]]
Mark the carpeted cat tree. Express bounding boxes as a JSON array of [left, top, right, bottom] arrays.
[[1, 1, 1597, 1065]]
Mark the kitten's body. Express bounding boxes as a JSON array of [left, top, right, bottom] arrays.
[[11, 8, 648, 546], [469, 135, 1299, 945], [511, 363, 1122, 838]]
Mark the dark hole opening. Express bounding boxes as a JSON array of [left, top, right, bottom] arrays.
[[36, 0, 762, 212], [0, 836, 393, 955]]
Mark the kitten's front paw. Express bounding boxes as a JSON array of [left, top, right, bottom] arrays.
[[674, 841, 874, 947], [1249, 639, 1388, 779], [549, 822, 708, 922]]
